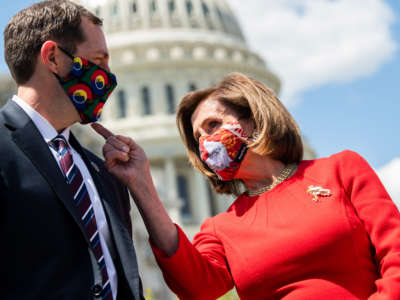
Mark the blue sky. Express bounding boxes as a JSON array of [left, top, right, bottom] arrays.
[[290, 1, 399, 170], [0, 1, 398, 174], [229, 0, 400, 171]]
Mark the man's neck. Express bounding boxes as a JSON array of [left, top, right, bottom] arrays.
[[17, 85, 76, 132]]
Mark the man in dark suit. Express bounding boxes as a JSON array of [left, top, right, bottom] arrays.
[[0, 1, 143, 299]]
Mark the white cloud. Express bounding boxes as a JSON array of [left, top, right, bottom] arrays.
[[229, 0, 397, 105], [378, 157, 400, 210]]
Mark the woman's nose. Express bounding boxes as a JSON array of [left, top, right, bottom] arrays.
[[198, 128, 208, 138]]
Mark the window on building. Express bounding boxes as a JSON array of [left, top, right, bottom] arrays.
[[150, 0, 157, 13], [168, 0, 176, 14], [112, 2, 118, 16], [118, 89, 127, 118], [178, 175, 192, 220], [226, 14, 236, 34], [188, 82, 197, 92], [141, 86, 151, 115], [201, 1, 209, 16], [131, 0, 138, 13], [216, 7, 227, 31], [166, 84, 175, 114], [186, 0, 193, 16]]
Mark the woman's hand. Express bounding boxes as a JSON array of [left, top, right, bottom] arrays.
[[91, 123, 178, 255], [91, 123, 151, 189]]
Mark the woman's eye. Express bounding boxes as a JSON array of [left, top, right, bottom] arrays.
[[208, 121, 220, 130]]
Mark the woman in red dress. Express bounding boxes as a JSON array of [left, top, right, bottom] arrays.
[[93, 73, 400, 299]]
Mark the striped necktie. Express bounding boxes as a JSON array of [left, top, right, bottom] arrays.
[[50, 135, 113, 300]]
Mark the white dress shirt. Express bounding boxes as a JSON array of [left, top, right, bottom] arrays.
[[12, 95, 118, 299]]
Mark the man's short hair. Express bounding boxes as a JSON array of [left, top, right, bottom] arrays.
[[4, 0, 102, 85]]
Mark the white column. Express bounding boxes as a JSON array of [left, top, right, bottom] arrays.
[[190, 0, 202, 28], [174, 74, 189, 106], [191, 169, 211, 222], [125, 79, 140, 118], [176, 0, 190, 28], [164, 157, 182, 225], [159, 0, 170, 27], [138, 0, 150, 28], [101, 1, 111, 32], [151, 80, 166, 115], [119, 0, 130, 31], [102, 90, 119, 121]]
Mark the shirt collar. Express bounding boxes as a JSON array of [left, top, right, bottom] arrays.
[[12, 95, 71, 144]]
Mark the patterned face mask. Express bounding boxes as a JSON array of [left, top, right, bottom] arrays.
[[199, 121, 248, 181], [55, 46, 117, 124]]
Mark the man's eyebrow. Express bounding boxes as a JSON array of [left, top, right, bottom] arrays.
[[93, 50, 109, 59]]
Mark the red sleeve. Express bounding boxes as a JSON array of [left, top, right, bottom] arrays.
[[150, 219, 234, 300], [338, 150, 400, 299]]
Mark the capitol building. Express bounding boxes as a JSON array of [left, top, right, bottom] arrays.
[[0, 0, 315, 298]]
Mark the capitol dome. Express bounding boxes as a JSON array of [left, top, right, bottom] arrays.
[[87, 0, 247, 42], [78, 0, 280, 93]]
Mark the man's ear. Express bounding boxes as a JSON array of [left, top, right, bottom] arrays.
[[40, 41, 60, 74]]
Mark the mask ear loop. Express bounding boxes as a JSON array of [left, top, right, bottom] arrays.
[[57, 46, 75, 59], [53, 46, 74, 81]]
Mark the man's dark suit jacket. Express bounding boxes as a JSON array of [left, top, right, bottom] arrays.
[[0, 100, 144, 300]]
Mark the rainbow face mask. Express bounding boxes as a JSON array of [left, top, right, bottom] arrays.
[[55, 47, 117, 124], [199, 122, 248, 181]]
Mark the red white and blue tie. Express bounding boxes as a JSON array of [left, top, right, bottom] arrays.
[[50, 135, 113, 300]]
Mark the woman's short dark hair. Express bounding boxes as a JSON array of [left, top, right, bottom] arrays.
[[4, 0, 102, 85], [176, 72, 303, 195]]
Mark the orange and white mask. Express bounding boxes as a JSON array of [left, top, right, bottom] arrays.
[[199, 121, 248, 181]]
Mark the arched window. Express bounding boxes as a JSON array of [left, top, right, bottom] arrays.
[[117, 89, 127, 118], [166, 84, 175, 114], [178, 175, 192, 220], [141, 86, 151, 115], [188, 82, 197, 92], [168, 0, 176, 14], [186, 0, 193, 16]]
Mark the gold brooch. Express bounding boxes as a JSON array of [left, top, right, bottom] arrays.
[[307, 185, 331, 202]]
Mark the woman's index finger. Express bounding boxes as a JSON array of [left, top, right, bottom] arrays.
[[91, 123, 114, 140]]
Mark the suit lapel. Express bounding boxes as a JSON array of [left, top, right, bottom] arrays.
[[3, 101, 90, 245]]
